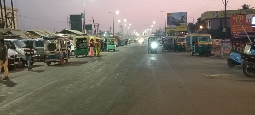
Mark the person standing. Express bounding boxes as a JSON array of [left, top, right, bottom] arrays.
[[95, 39, 101, 57], [24, 41, 34, 71], [89, 40, 95, 57], [0, 39, 9, 80]]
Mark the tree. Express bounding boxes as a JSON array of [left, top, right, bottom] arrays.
[[188, 23, 196, 33], [241, 4, 254, 9]]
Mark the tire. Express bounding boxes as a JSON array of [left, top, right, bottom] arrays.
[[31, 62, 34, 66], [65, 59, 68, 63], [205, 52, 209, 57], [227, 60, 235, 67], [191, 52, 194, 56], [17, 60, 25, 68], [243, 62, 255, 77], [75, 55, 78, 58], [47, 62, 51, 66], [113, 49, 115, 51]]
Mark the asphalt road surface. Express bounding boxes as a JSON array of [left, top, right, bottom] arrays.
[[0, 43, 255, 115]]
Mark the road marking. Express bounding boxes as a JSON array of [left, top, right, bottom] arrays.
[[0, 80, 58, 110]]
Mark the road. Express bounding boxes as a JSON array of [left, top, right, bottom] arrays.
[[0, 43, 255, 115]]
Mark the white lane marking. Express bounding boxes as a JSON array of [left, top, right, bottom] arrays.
[[0, 80, 58, 110]]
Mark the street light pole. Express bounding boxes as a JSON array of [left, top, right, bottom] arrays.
[[113, 13, 115, 36]]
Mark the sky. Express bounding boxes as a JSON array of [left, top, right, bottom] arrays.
[[5, 0, 255, 34]]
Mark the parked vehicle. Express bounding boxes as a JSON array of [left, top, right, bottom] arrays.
[[43, 36, 69, 66], [106, 38, 116, 51], [21, 38, 45, 61], [186, 34, 212, 57], [6, 49, 21, 69], [4, 39, 36, 68], [72, 36, 89, 58]]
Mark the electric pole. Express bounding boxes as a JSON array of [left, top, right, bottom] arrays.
[[223, 0, 229, 39]]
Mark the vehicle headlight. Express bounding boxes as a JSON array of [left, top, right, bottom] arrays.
[[151, 42, 158, 49]]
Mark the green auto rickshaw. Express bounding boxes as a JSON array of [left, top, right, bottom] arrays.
[[106, 38, 116, 51], [187, 34, 212, 57], [174, 36, 186, 52], [73, 36, 89, 58]]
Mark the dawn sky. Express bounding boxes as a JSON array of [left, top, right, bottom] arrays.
[[6, 0, 254, 34]]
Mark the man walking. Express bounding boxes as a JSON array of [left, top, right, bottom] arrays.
[[0, 38, 9, 80], [24, 41, 34, 71]]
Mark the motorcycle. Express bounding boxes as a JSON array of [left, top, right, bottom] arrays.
[[227, 44, 255, 67], [242, 54, 255, 77]]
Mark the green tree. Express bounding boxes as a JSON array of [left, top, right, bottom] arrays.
[[188, 23, 196, 33], [241, 4, 254, 9]]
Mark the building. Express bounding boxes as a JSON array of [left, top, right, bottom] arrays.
[[201, 9, 255, 30], [201, 9, 255, 53], [0, 7, 18, 29]]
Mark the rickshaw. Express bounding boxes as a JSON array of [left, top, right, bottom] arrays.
[[43, 36, 69, 66], [73, 36, 89, 58], [162, 37, 168, 51], [148, 36, 158, 53], [174, 36, 186, 52], [106, 38, 116, 51], [187, 34, 212, 57]]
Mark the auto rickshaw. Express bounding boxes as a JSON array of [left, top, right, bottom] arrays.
[[106, 38, 116, 51], [43, 36, 69, 66], [148, 36, 158, 54], [73, 36, 89, 58], [162, 37, 168, 51], [187, 34, 212, 57], [174, 36, 186, 52]]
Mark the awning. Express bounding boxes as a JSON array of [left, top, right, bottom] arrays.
[[7, 30, 28, 38], [60, 29, 86, 36]]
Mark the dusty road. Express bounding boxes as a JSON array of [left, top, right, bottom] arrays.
[[0, 43, 255, 115]]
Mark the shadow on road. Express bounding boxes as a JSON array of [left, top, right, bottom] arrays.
[[50, 61, 89, 67], [0, 79, 17, 87], [8, 65, 44, 73]]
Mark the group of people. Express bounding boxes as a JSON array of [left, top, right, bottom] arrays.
[[0, 39, 34, 81], [88, 39, 101, 57]]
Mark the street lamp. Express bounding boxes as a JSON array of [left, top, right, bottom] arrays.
[[109, 10, 119, 36], [190, 17, 194, 23], [151, 25, 153, 27], [153, 21, 156, 24], [129, 24, 131, 26], [124, 19, 127, 22]]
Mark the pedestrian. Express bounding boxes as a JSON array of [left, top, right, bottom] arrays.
[[95, 39, 101, 56], [89, 39, 95, 57], [0, 38, 9, 80], [24, 41, 34, 71]]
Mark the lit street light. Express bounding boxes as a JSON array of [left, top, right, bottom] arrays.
[[109, 10, 119, 36], [153, 21, 156, 24]]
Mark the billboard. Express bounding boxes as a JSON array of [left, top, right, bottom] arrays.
[[70, 15, 82, 32], [166, 12, 187, 33], [201, 9, 255, 21], [252, 16, 255, 27], [230, 14, 255, 38]]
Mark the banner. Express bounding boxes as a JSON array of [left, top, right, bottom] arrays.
[[221, 39, 231, 54], [201, 9, 255, 21], [230, 14, 255, 38], [167, 12, 187, 32]]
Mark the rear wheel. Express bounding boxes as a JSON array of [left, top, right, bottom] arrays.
[[227, 60, 235, 67], [47, 62, 51, 66], [243, 62, 255, 77]]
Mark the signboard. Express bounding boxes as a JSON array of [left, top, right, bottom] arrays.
[[201, 9, 255, 21], [167, 12, 187, 32], [230, 14, 255, 38], [221, 39, 231, 54]]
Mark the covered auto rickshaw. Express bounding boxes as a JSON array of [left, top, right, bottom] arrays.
[[148, 36, 158, 53], [187, 34, 212, 57], [162, 37, 168, 51], [106, 38, 116, 51], [174, 36, 186, 52], [43, 36, 69, 66], [73, 36, 89, 58]]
